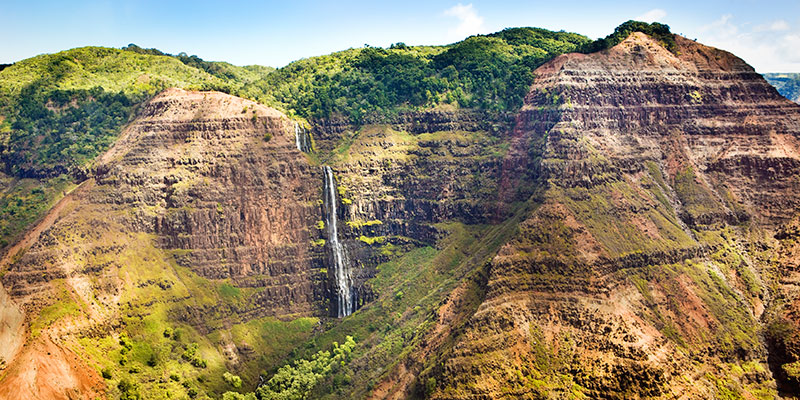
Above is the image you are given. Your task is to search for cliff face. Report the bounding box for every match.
[426,33,800,398]
[3,88,325,313]
[2,32,800,400]
[0,89,328,398]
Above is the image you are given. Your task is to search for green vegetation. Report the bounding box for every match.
[293,217,520,399]
[3,87,133,176]
[30,284,81,338]
[346,219,382,229]
[579,20,677,54]
[244,28,589,121]
[358,235,385,245]
[65,222,319,399]
[0,174,74,248]
[182,343,208,368]
[0,47,227,176]
[219,282,242,299]
[240,336,356,400]
[223,372,243,388]
[672,165,721,222]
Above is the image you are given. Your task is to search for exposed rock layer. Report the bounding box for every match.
[2,32,800,400]
[429,33,800,399]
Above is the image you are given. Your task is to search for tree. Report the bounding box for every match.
[223,372,243,388]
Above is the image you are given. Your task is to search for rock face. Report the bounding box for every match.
[2,32,800,400]
[0,89,331,396]
[427,33,800,398]
[3,88,326,317]
[94,89,325,304]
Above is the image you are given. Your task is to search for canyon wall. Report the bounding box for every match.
[426,32,800,398]
[2,32,800,400]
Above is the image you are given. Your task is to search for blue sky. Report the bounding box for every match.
[2,0,799,72]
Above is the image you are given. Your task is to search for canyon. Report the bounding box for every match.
[0,27,799,400]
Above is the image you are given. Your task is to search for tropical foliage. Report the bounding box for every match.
[580,20,676,54]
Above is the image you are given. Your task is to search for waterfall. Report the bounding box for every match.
[322,166,354,317]
[295,123,311,153]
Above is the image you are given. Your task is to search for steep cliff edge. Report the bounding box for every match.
[2,29,800,400]
[0,89,326,398]
[423,33,800,399]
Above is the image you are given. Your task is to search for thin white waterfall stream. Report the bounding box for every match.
[323,166,354,317]
[295,123,310,153]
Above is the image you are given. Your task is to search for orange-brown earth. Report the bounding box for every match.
[422,32,800,399]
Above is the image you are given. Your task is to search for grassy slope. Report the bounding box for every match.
[0,26,611,400]
[25,201,319,399]
[0,46,223,96]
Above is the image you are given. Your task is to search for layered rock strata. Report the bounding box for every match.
[428,33,800,398]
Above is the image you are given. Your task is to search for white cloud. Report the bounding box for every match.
[444,3,487,39]
[754,19,790,32]
[635,9,667,23]
[693,14,800,72]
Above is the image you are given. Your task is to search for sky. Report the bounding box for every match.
[1,0,799,72]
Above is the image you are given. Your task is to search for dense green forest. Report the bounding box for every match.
[246,27,589,120]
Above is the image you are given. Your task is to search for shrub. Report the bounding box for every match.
[119,334,133,351]
[182,343,208,368]
[425,377,437,396]
[117,379,139,400]
[223,372,243,388]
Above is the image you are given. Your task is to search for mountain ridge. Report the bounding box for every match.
[1,23,800,399]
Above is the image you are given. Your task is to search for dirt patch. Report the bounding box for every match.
[0,336,105,400]
[0,284,23,369]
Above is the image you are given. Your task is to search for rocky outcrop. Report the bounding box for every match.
[0,90,335,368]
[3,31,800,400]
[428,33,800,399]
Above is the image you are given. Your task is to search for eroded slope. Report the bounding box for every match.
[0,89,324,399]
[426,32,800,399]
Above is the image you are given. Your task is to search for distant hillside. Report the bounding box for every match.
[764,73,800,103]
[248,27,590,121]
[2,22,800,400]
[0,28,589,249]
